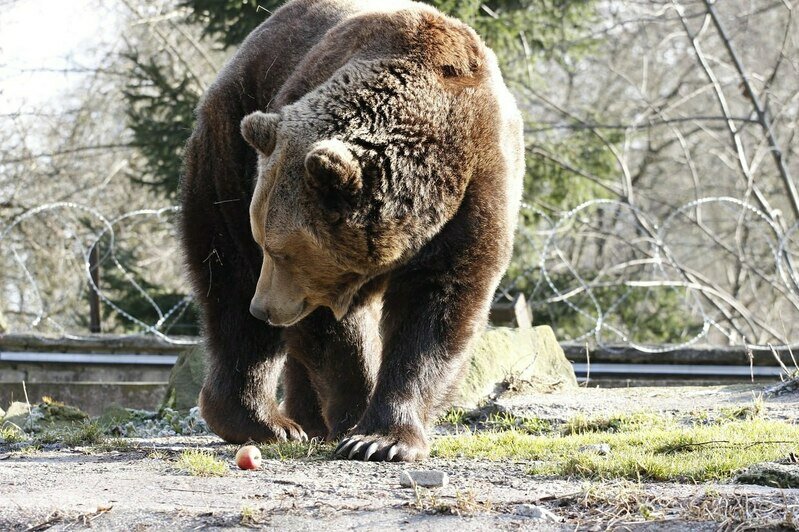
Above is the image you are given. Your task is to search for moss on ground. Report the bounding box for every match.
[432,413,799,482]
[0,425,26,444]
[34,421,105,446]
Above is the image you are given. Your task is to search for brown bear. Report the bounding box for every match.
[180,0,523,461]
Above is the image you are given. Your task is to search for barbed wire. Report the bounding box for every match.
[504,196,799,351]
[0,202,195,345]
[2,195,799,351]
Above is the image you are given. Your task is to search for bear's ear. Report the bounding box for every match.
[304,139,362,219]
[418,12,484,89]
[241,112,280,155]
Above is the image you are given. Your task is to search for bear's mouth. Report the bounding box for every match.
[267,300,311,328]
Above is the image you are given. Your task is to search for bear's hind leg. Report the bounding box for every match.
[197,297,308,444]
[283,294,382,441]
[281,357,328,440]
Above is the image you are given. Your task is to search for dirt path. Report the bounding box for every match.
[3,442,793,531]
[0,445,569,531]
[1,384,797,531]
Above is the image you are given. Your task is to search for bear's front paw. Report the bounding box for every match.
[334,425,429,462]
[203,409,308,444]
[267,414,309,443]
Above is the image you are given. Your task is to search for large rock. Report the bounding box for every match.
[2,401,31,429]
[457,326,577,406]
[97,404,136,428]
[162,346,206,412]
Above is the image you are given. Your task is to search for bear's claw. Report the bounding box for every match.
[277,422,308,442]
[361,441,379,461]
[264,414,308,443]
[334,431,427,462]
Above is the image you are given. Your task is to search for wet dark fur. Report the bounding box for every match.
[180,0,523,460]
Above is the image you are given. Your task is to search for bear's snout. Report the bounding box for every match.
[249,302,270,323]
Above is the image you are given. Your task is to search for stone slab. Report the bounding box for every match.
[399,470,449,488]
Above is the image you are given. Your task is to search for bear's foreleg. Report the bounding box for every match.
[335,264,493,462]
[181,97,310,444]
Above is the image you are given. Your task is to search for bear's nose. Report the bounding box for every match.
[249,303,270,323]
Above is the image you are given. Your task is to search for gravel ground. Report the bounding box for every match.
[1,383,797,531]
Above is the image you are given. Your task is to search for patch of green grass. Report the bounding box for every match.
[258,439,333,460]
[432,417,799,482]
[718,394,764,422]
[438,407,467,426]
[561,412,666,435]
[0,425,27,444]
[686,410,712,425]
[36,422,105,447]
[176,449,228,477]
[485,412,553,435]
[437,406,553,435]
[93,438,141,453]
[485,412,518,431]
[18,444,41,454]
[147,449,168,460]
[34,430,60,445]
[64,422,105,446]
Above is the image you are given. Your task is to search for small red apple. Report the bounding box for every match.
[235,445,262,470]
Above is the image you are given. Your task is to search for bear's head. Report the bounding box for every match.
[243,8,496,326]
[243,110,370,326]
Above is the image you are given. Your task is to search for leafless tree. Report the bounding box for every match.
[504,0,799,348]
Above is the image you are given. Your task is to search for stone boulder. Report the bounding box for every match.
[162,346,206,412]
[457,325,577,406]
[736,462,799,489]
[2,399,88,432]
[2,401,31,430]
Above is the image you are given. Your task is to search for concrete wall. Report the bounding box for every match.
[0,334,187,415]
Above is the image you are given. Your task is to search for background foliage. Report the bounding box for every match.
[3,0,798,349]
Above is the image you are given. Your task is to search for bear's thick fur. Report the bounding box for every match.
[180,0,523,461]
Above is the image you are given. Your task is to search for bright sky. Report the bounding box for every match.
[0,0,121,113]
